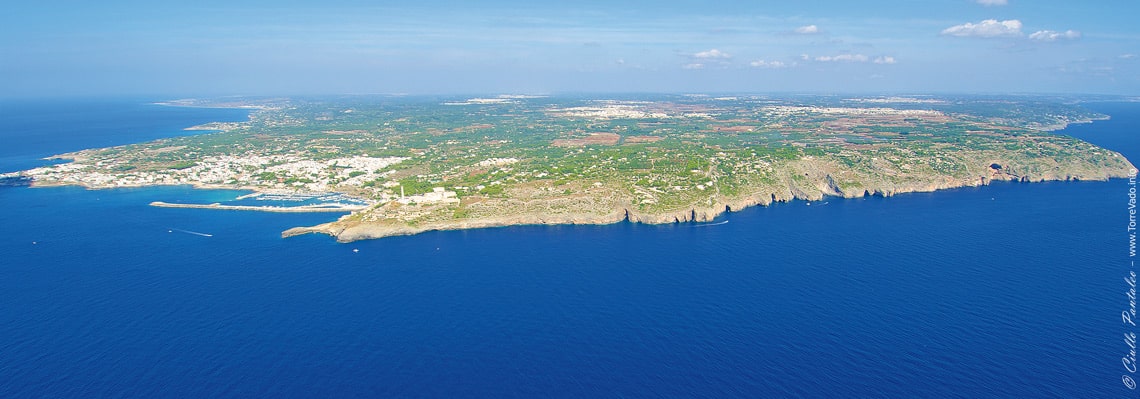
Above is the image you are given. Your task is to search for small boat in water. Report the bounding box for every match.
[170,228,213,237]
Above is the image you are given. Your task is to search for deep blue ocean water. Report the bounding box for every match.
[1,100,1138,398]
[0,99,250,173]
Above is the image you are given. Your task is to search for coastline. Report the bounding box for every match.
[152,100,272,110]
[17,149,1132,243]
[29,179,266,194]
[284,167,1133,243]
[1034,115,1109,131]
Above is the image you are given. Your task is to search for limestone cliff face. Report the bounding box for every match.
[285,208,630,242]
[285,151,1136,243]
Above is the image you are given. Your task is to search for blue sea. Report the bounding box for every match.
[1,99,1138,398]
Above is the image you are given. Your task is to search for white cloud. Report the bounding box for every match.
[616,58,625,65]
[794,25,819,34]
[815,54,869,62]
[975,0,1008,6]
[806,54,894,64]
[693,49,731,59]
[1121,54,1138,60]
[682,63,705,70]
[941,19,1023,38]
[749,60,789,68]
[1028,30,1081,41]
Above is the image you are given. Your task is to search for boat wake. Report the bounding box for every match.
[169,228,213,237]
[693,220,729,227]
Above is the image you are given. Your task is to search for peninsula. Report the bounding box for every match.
[6,95,1133,242]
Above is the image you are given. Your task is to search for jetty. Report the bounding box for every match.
[150,201,366,213]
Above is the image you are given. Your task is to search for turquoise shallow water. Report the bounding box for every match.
[0,100,1137,398]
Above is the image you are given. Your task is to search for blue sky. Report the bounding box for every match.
[2,0,1138,97]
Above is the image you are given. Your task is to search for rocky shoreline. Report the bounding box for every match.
[13,149,1132,243]
[284,165,1134,243]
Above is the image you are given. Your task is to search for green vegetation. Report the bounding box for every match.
[21,94,1131,235]
[397,178,435,195]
